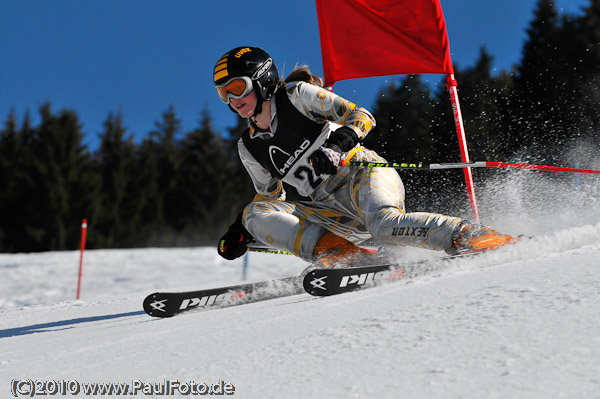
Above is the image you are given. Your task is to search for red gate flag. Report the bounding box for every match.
[316,0,454,87]
[316,0,481,222]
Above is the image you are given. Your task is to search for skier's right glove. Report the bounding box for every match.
[217,212,255,260]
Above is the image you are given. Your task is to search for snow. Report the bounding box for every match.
[1,173,600,398]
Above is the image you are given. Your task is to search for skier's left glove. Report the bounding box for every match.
[308,144,342,176]
[308,126,360,176]
[217,212,255,260]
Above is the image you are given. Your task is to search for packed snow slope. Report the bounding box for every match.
[1,172,600,398]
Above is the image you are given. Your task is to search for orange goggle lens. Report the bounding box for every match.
[215,77,253,104]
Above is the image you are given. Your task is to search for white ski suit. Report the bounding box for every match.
[239,81,463,262]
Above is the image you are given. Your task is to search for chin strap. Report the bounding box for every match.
[252,95,264,118]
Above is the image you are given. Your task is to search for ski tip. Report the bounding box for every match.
[143,292,177,318]
[302,269,323,296]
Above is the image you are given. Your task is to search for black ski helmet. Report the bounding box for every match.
[213,47,280,114]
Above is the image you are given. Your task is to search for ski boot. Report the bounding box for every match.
[312,232,377,269]
[450,222,520,255]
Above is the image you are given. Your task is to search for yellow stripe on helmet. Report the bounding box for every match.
[214,70,229,81]
[213,54,229,82]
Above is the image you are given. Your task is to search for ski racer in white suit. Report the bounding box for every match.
[214,46,518,267]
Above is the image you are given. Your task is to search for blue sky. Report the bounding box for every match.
[0,0,589,150]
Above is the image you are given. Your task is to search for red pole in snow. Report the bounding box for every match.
[76,219,87,300]
[446,74,480,223]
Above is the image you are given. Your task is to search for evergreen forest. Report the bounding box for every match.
[1,0,599,252]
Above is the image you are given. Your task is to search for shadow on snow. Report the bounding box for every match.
[0,311,145,338]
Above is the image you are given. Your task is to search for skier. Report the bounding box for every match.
[214,46,518,267]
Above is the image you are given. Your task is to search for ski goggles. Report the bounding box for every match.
[215,76,253,104]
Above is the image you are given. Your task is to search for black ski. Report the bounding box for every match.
[302,254,470,297]
[145,251,484,316]
[303,264,406,296]
[143,275,304,317]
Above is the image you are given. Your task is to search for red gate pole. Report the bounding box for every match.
[76,219,88,300]
[446,74,480,223]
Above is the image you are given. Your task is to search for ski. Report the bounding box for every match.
[143,275,304,317]
[303,263,407,296]
[144,251,486,316]
[302,254,469,297]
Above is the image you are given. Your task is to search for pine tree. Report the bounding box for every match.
[368,75,469,214]
[95,112,137,248]
[368,75,437,160]
[2,113,36,251]
[0,112,20,250]
[510,0,566,162]
[172,110,247,244]
[222,115,257,209]
[134,106,183,246]
[11,104,100,251]
[567,0,600,161]
[504,0,600,166]
[442,47,513,161]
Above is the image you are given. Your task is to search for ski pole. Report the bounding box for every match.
[247,245,378,256]
[247,246,294,255]
[340,160,600,175]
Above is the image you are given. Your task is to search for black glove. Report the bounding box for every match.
[217,212,255,260]
[308,144,342,176]
[308,126,359,176]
